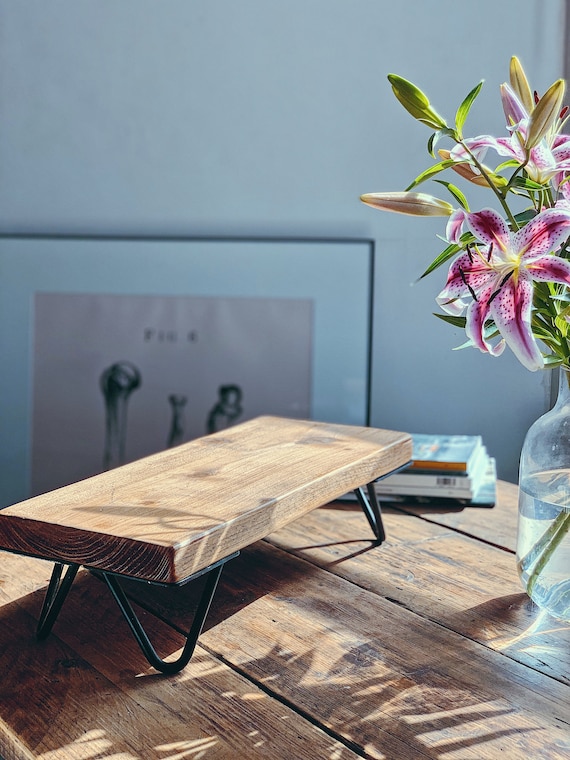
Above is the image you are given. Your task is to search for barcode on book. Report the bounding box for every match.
[436,477,460,486]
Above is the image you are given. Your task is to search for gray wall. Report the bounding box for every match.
[0,0,566,483]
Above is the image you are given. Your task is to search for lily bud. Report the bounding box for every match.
[525,79,566,149]
[360,191,454,216]
[387,74,448,130]
[438,150,508,189]
[509,56,534,114]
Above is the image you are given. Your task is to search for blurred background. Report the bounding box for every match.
[0,0,567,487]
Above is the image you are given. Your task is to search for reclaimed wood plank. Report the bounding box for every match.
[0,416,411,583]
[0,553,362,760]
[264,502,570,684]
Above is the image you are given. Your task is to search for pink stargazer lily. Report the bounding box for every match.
[437,207,570,370]
[450,83,570,186]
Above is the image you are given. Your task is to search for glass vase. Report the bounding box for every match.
[517,367,570,621]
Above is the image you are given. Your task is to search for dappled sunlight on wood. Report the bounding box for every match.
[0,557,348,758]
[212,634,548,759]
[38,729,136,759]
[443,593,570,684]
[154,736,220,759]
[1,477,568,758]
[490,605,570,656]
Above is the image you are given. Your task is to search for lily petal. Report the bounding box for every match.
[453,135,525,164]
[489,270,544,370]
[515,208,570,258]
[445,208,466,244]
[526,255,570,283]
[465,282,506,357]
[464,208,510,252]
[501,82,527,126]
[436,250,495,309]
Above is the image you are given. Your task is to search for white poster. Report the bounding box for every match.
[31,293,312,495]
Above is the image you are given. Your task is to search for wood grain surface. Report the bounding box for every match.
[0,416,412,583]
[1,480,569,759]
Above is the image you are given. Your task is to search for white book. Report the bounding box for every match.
[374,481,474,499]
[377,471,473,493]
[372,458,497,507]
[377,447,491,498]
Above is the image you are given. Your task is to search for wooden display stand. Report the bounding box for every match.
[0,415,411,674]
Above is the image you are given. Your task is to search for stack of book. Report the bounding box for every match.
[373,433,497,507]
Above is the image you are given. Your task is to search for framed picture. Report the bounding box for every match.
[0,234,374,507]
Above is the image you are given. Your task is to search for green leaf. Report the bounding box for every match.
[427,128,458,158]
[495,159,522,172]
[510,175,546,191]
[543,355,564,367]
[420,244,461,278]
[455,80,484,137]
[405,160,456,190]
[419,231,475,279]
[388,74,448,130]
[452,338,477,351]
[555,314,569,337]
[433,179,469,210]
[513,208,538,225]
[434,314,502,352]
[433,313,467,328]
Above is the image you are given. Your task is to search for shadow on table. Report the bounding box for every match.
[0,545,563,759]
[0,588,347,760]
[447,592,570,686]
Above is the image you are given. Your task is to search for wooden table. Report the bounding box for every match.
[0,480,568,759]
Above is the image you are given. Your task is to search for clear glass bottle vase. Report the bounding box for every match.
[517,367,570,621]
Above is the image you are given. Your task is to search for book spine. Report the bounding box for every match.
[408,460,469,472]
[379,472,472,491]
[374,483,474,498]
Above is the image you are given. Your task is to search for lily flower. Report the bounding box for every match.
[437,207,570,370]
[450,82,570,186]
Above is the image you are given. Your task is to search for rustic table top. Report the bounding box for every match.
[0,480,568,759]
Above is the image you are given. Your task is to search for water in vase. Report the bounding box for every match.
[517,469,570,621]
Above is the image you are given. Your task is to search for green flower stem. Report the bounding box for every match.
[558,234,570,260]
[504,160,529,198]
[518,508,570,597]
[460,142,520,229]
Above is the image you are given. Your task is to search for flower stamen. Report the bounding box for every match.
[459,266,479,301]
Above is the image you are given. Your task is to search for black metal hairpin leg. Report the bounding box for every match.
[102,553,237,675]
[36,562,80,640]
[354,482,386,544]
